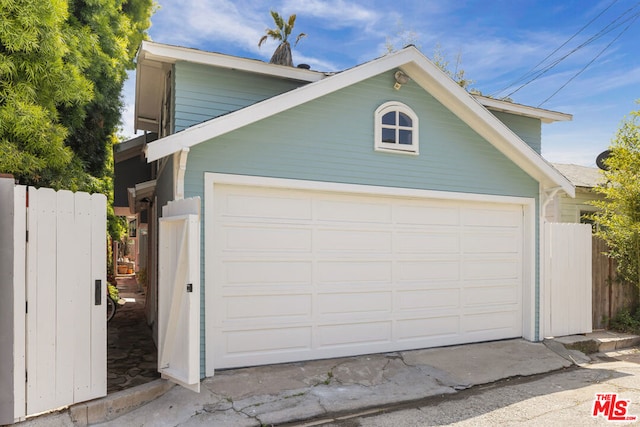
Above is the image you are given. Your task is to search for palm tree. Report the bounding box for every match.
[258,10,306,67]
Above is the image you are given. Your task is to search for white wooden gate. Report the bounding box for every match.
[543,222,593,337]
[1,180,106,423]
[158,197,200,392]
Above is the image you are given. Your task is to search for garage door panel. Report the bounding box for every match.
[395,205,460,226]
[396,232,459,254]
[223,226,312,252]
[316,229,392,253]
[317,322,392,348]
[224,294,312,321]
[462,259,520,280]
[397,260,460,281]
[318,292,391,318]
[224,327,312,355]
[462,207,521,227]
[462,230,521,254]
[397,289,460,311]
[397,316,460,340]
[224,260,312,286]
[224,192,312,220]
[317,261,392,284]
[462,310,520,334]
[210,182,526,369]
[462,285,519,306]
[316,199,392,223]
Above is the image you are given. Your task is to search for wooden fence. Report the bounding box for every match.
[592,236,639,329]
[0,178,107,424]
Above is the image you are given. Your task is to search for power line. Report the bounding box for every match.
[492,0,620,97]
[537,12,640,107]
[491,1,640,100]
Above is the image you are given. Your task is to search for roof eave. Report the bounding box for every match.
[145,45,574,197]
[139,40,325,83]
[473,95,573,123]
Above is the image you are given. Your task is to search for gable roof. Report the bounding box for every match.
[142,43,574,196]
[552,163,604,188]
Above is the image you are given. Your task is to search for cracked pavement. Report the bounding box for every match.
[88,339,571,426]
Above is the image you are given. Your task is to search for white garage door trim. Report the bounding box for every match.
[204,173,536,375]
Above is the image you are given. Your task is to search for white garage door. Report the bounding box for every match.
[208,179,525,369]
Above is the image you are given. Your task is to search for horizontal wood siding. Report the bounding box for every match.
[173,62,305,132]
[490,110,541,154]
[155,156,174,214]
[558,188,603,223]
[184,71,538,198]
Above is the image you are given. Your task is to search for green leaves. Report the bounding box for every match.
[591,106,640,287]
[258,10,305,66]
[0,0,153,239]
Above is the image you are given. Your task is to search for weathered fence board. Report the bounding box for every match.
[592,237,639,329]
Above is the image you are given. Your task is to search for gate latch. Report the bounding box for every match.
[186,283,193,293]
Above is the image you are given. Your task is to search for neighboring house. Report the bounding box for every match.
[119,41,576,383]
[546,163,604,224]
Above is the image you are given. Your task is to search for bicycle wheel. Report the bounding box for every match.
[106,295,117,322]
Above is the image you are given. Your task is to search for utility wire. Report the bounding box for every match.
[491,1,640,100]
[502,3,640,99]
[491,0,620,97]
[537,12,640,107]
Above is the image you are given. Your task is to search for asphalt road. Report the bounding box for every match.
[313,349,640,426]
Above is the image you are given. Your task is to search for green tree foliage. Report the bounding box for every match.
[0,0,154,240]
[63,0,154,178]
[0,0,93,188]
[258,10,306,67]
[590,107,640,288]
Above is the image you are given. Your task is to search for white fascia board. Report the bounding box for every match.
[474,95,573,123]
[139,40,324,83]
[145,45,574,197]
[401,59,575,197]
[145,48,419,161]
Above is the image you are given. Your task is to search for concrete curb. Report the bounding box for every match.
[550,331,640,355]
[68,379,174,426]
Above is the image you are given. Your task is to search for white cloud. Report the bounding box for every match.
[281,0,380,28]
[150,1,269,57]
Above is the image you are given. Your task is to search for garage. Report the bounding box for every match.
[205,174,534,370]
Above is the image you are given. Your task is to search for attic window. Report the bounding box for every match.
[374,101,419,154]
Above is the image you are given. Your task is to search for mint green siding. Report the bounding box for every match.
[173,70,542,376]
[173,61,306,132]
[490,110,542,154]
[184,72,539,198]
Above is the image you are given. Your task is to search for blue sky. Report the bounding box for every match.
[121,0,640,167]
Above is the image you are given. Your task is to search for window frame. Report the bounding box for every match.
[374,101,419,155]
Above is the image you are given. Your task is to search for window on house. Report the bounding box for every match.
[375,101,419,154]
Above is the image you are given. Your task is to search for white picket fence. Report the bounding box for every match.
[0,179,106,424]
[543,222,593,337]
